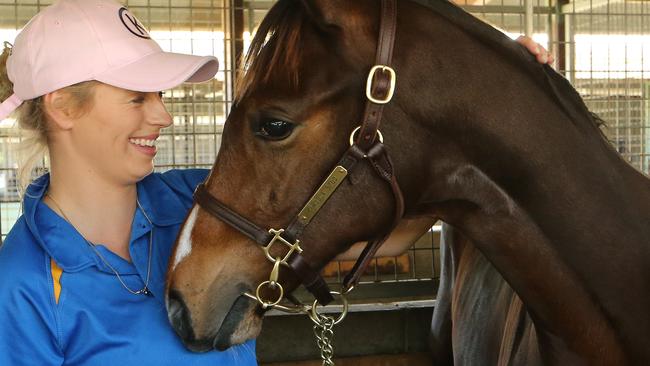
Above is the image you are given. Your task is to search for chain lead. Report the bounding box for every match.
[312,313,336,366]
[244,251,350,366]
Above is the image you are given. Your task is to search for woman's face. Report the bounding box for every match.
[69,83,172,184]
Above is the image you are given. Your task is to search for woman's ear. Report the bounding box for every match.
[43,91,75,130]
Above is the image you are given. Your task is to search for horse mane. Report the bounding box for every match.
[235,1,338,101]
[419,0,607,136]
[237,0,606,137]
[234,1,302,101]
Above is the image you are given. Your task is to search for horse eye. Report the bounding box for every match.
[256,119,295,140]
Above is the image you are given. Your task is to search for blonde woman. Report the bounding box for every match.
[0,0,256,364]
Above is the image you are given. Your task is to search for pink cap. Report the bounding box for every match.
[0,0,219,120]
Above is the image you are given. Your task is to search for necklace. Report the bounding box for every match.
[46,193,154,296]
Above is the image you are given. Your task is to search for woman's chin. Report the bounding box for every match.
[125,163,155,183]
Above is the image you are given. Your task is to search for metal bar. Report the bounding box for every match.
[232,0,245,97]
[459,5,553,14]
[266,299,437,317]
[562,0,619,14]
[525,0,534,37]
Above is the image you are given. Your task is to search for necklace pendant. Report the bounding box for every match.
[138,287,152,296]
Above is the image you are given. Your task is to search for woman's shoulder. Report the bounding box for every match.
[0,219,64,363]
[0,216,55,310]
[0,216,47,274]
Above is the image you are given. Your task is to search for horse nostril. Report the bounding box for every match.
[167,289,194,342]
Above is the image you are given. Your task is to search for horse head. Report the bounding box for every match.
[165,1,649,363]
[165,0,416,352]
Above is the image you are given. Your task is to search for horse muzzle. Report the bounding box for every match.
[167,288,260,352]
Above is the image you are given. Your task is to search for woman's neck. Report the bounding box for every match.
[44,161,138,261]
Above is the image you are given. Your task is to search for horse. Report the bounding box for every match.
[164,0,650,364]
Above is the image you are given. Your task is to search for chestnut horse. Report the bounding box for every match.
[165,0,650,364]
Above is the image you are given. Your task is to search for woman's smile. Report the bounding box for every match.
[129,134,159,157]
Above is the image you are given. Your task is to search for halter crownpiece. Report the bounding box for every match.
[193,0,402,308]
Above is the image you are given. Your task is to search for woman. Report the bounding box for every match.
[0,0,552,365]
[0,0,255,364]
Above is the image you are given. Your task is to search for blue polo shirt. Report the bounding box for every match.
[0,170,257,365]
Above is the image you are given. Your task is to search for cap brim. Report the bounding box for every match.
[95,51,219,92]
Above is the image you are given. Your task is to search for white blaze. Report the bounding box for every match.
[171,205,199,271]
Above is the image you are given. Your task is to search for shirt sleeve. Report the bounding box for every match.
[0,241,64,365]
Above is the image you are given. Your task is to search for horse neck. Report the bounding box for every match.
[394,5,650,362]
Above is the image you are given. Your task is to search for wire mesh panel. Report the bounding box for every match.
[0,1,52,242]
[561,0,650,174]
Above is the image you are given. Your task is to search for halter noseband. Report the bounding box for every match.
[193,0,402,308]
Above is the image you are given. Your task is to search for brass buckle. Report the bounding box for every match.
[365,65,396,104]
[262,228,303,265]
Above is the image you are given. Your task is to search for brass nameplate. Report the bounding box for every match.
[297,166,348,225]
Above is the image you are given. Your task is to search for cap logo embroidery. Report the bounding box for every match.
[118,7,150,39]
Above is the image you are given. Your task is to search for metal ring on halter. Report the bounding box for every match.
[349,126,384,146]
[308,291,349,325]
[255,280,284,309]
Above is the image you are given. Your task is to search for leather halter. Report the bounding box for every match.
[193,0,403,306]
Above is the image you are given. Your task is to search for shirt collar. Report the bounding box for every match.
[136,172,189,226]
[22,173,189,271]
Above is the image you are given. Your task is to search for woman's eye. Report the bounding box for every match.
[256,119,295,140]
[131,96,145,104]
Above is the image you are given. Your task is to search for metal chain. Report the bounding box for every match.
[243,233,350,366]
[312,313,336,366]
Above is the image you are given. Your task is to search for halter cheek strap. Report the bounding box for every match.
[357,0,397,150]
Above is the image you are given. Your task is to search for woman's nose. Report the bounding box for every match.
[147,95,173,127]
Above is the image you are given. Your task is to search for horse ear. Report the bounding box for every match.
[298,0,355,32]
[297,0,376,64]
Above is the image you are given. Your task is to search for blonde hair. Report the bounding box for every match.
[0,43,98,194]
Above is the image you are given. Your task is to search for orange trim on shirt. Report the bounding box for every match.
[51,258,62,304]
